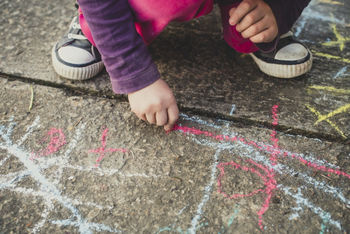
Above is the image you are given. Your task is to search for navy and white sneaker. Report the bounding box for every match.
[250,31,312,78]
[52,16,104,80]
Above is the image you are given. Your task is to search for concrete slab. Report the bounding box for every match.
[1,0,350,140]
[1,79,349,233]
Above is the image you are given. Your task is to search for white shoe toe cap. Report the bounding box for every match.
[58,46,95,65]
[275,43,309,61]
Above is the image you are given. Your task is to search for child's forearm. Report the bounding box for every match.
[78,0,160,94]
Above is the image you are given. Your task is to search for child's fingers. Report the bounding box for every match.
[240,18,267,39]
[236,8,264,32]
[156,110,168,126]
[140,114,147,122]
[146,113,156,124]
[229,7,236,17]
[249,27,277,43]
[164,105,179,131]
[229,0,257,26]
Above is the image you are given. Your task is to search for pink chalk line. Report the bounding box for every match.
[216,105,279,230]
[171,124,350,180]
[88,128,128,167]
[30,128,66,160]
[256,104,279,229]
[217,158,277,230]
[217,160,269,199]
[172,105,350,229]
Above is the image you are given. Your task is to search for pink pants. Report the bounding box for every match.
[79,0,259,54]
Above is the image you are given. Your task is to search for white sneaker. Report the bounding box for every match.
[52,16,104,80]
[250,31,312,78]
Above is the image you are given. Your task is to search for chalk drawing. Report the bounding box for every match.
[218,205,240,234]
[177,204,189,216]
[215,144,344,229]
[322,24,350,51]
[30,128,66,160]
[157,222,208,234]
[2,105,350,232]
[173,125,350,180]
[88,128,128,167]
[0,117,163,233]
[217,159,276,229]
[189,149,221,234]
[0,119,121,233]
[318,0,344,5]
[229,104,236,116]
[181,134,347,231]
[313,51,350,64]
[314,104,350,125]
[306,85,350,140]
[17,116,40,146]
[156,204,208,234]
[0,154,11,168]
[308,85,350,95]
[216,105,279,229]
[169,106,350,231]
[306,103,349,139]
[334,66,348,79]
[281,186,341,230]
[295,0,348,37]
[319,212,330,234]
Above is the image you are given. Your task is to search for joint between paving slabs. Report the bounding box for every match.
[1,73,348,145]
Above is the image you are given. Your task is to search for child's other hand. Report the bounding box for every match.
[229,0,278,43]
[128,79,179,131]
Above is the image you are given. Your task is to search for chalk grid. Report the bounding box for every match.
[1,109,348,233]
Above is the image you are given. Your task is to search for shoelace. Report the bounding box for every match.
[67,21,87,40]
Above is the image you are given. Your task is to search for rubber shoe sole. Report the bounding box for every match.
[249,47,313,78]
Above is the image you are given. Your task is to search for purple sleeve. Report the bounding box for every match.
[255,0,311,52]
[77,0,160,94]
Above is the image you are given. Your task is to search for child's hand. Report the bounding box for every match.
[229,0,278,43]
[128,79,179,131]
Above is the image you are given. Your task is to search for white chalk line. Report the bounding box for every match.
[0,154,11,168]
[50,219,121,233]
[0,117,14,144]
[281,186,341,230]
[188,149,221,234]
[179,114,341,169]
[17,116,40,146]
[192,135,350,205]
[180,113,221,129]
[32,122,161,180]
[177,204,189,216]
[0,117,41,186]
[0,170,30,189]
[334,66,348,79]
[33,198,54,233]
[295,0,348,37]
[177,114,350,207]
[0,119,121,233]
[187,135,345,230]
[0,117,40,167]
[229,105,236,116]
[51,122,86,185]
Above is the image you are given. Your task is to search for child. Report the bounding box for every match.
[52,0,312,131]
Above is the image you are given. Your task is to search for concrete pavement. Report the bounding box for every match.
[0,0,350,233]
